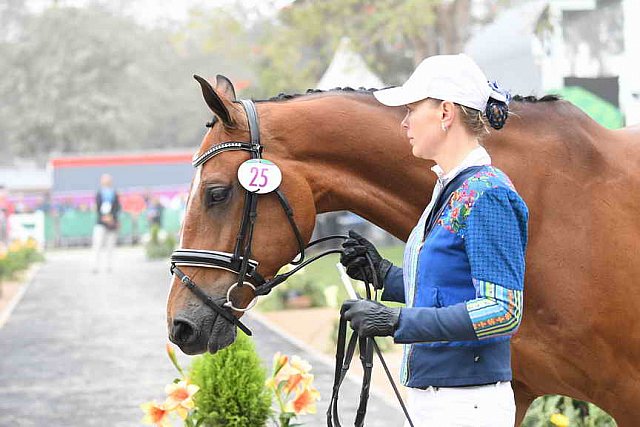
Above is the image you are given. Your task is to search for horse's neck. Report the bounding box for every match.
[262,95,434,241]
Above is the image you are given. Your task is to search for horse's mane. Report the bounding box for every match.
[255,87,379,102]
[254,87,561,103]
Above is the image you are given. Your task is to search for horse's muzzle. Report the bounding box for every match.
[170,316,205,355]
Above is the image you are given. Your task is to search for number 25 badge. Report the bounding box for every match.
[237,159,283,194]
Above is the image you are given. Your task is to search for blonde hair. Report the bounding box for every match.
[457,104,490,140]
[426,98,507,141]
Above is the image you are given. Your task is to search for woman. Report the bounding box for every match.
[340,54,529,427]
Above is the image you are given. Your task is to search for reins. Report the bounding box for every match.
[327,253,415,427]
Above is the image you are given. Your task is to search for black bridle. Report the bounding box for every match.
[170,98,414,427]
[170,99,345,336]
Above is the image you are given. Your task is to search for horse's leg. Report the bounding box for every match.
[513,380,537,426]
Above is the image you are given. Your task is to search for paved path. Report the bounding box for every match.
[0,247,403,426]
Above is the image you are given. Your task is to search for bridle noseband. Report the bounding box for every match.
[170,99,343,336]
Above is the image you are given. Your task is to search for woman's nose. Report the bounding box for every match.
[400,114,409,130]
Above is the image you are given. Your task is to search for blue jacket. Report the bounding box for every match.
[381,165,529,388]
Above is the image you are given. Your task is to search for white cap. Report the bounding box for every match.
[373,53,507,111]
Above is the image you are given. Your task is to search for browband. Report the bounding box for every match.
[192,142,258,168]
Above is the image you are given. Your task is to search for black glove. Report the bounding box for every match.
[341,299,401,337]
[339,230,392,289]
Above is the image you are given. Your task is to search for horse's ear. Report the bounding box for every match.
[216,75,237,101]
[193,74,233,126]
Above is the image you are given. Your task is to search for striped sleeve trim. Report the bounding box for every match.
[466,278,523,339]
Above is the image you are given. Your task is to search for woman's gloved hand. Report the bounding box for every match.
[341,299,400,337]
[340,230,392,289]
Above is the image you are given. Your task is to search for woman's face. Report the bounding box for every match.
[400,99,445,160]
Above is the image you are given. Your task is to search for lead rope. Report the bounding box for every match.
[327,252,414,427]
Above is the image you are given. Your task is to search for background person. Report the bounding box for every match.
[340,54,529,427]
[92,173,120,273]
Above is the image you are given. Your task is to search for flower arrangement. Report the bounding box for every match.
[140,344,200,427]
[141,342,320,427]
[265,352,321,427]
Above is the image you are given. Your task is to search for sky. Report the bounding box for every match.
[26,0,294,27]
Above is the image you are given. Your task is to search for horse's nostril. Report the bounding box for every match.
[172,318,198,345]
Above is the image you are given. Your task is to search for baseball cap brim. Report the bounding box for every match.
[373,85,430,107]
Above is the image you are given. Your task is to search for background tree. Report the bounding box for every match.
[253,0,511,95]
[0,5,208,161]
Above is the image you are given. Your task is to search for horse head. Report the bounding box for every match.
[166,75,317,354]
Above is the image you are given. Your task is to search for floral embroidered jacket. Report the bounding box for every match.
[381,146,529,388]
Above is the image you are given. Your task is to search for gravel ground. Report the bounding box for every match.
[0,247,404,427]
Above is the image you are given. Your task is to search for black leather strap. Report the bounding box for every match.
[171,265,252,336]
[240,100,261,146]
[192,142,255,168]
[327,259,414,427]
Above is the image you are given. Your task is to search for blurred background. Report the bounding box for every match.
[0,0,637,249]
[0,1,635,425]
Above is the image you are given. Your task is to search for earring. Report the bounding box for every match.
[441,121,447,132]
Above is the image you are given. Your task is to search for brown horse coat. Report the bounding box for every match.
[168,83,640,425]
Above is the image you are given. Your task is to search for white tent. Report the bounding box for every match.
[464,1,550,97]
[317,37,385,90]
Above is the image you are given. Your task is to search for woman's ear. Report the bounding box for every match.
[441,100,456,128]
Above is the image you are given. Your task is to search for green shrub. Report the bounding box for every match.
[0,241,44,281]
[522,395,617,426]
[145,224,176,259]
[189,332,272,427]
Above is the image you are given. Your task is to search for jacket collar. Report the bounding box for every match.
[430,145,491,185]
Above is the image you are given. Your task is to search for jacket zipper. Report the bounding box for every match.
[405,178,445,384]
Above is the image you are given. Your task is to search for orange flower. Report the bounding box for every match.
[273,351,289,374]
[285,385,320,415]
[266,355,305,390]
[289,355,311,374]
[165,343,184,377]
[164,380,199,419]
[283,373,303,394]
[140,401,172,427]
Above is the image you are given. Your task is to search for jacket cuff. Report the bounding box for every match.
[394,303,478,343]
[381,265,405,303]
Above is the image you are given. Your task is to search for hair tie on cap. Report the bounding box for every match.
[485,81,511,130]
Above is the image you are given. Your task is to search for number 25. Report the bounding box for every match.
[249,167,269,187]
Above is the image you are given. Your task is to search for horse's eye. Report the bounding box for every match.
[206,187,230,206]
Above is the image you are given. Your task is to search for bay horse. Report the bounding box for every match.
[166,75,640,425]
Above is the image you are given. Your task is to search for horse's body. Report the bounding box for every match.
[168,82,640,425]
